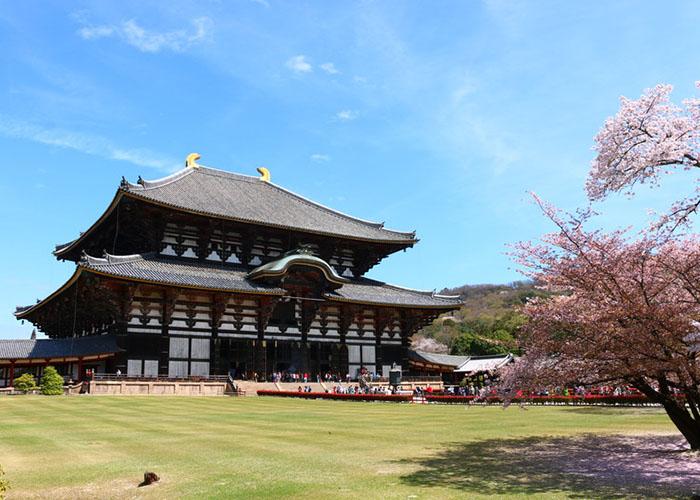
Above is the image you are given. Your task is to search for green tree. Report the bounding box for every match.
[450,331,511,356]
[13,373,36,393]
[40,366,64,395]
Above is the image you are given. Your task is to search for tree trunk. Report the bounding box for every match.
[636,381,700,450]
[661,400,700,450]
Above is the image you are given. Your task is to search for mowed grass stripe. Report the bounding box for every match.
[0,396,678,499]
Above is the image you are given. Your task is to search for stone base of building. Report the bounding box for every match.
[88,379,227,396]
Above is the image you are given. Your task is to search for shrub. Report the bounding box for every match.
[40,367,64,396]
[13,373,37,393]
[0,464,8,499]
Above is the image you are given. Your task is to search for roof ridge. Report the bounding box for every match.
[264,180,417,236]
[197,165,260,181]
[81,252,145,267]
[382,283,437,296]
[129,164,416,238]
[124,167,195,191]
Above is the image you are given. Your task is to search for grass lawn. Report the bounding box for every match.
[0,396,696,499]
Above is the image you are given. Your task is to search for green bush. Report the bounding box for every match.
[0,464,8,499]
[40,366,64,396]
[13,373,37,393]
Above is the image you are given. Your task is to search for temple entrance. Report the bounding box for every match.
[213,338,253,378]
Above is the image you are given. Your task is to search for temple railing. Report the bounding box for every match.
[92,373,229,382]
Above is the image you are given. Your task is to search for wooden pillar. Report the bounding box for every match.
[373,309,392,378]
[400,334,410,374]
[77,357,84,382]
[161,288,178,377]
[254,341,266,381]
[211,294,226,376]
[339,305,355,378]
[255,296,278,381]
[298,342,309,375]
[399,310,420,374]
[339,343,348,378]
[9,361,15,387]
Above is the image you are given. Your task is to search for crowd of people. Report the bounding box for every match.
[438,383,647,398]
[271,369,385,384]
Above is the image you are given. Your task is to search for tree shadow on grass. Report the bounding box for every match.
[398,434,700,499]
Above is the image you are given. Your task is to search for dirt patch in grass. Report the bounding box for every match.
[399,433,700,499]
[14,477,155,500]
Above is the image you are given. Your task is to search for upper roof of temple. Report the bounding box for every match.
[55,159,417,260]
[123,164,416,242]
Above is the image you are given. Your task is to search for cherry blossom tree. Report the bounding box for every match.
[505,198,700,449]
[505,81,700,450]
[587,82,700,230]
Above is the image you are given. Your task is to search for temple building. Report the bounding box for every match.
[6,154,460,385]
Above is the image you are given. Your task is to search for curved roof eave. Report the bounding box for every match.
[247,255,349,286]
[322,294,462,310]
[53,189,125,259]
[17,257,287,320]
[15,267,84,319]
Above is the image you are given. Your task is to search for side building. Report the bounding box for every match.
[5,156,460,385]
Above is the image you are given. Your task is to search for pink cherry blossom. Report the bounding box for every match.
[506,195,700,449]
[587,83,700,230]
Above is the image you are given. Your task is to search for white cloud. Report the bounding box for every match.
[320,62,339,75]
[335,109,358,122]
[286,55,312,74]
[310,153,330,162]
[0,116,179,172]
[77,17,212,53]
[78,25,115,40]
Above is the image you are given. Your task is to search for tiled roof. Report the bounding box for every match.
[0,335,120,360]
[81,253,285,295]
[410,350,470,367]
[84,253,459,308]
[327,280,462,309]
[18,253,460,321]
[247,249,347,288]
[410,351,515,372]
[123,166,417,244]
[454,353,515,373]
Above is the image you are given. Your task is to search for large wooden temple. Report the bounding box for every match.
[11,155,460,382]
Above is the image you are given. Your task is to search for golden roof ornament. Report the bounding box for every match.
[257,166,270,182]
[186,153,201,169]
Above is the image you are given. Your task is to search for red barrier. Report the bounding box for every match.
[257,390,412,402]
[424,394,662,405]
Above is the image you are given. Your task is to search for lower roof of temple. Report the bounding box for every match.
[15,252,462,321]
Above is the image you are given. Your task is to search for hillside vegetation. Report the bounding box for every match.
[415,281,547,356]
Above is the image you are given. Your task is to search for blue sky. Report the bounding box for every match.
[1,1,700,339]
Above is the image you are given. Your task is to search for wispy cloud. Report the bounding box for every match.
[335,109,358,122]
[250,0,270,7]
[78,25,115,39]
[0,117,179,172]
[286,55,312,74]
[320,62,339,75]
[310,153,330,162]
[77,17,212,53]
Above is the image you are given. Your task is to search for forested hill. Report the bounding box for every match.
[413,281,547,356]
